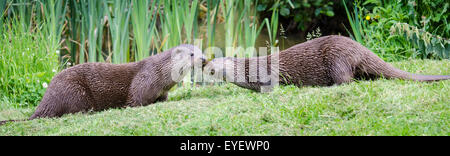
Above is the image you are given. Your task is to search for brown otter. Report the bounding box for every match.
[204,35,450,92]
[0,44,206,125]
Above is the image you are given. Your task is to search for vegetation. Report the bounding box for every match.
[0,20,59,107]
[257,0,336,31]
[344,0,449,61]
[0,0,448,135]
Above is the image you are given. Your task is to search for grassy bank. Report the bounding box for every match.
[0,59,448,136]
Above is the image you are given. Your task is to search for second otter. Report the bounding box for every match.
[204,35,450,92]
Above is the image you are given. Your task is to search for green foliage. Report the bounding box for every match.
[40,0,67,61]
[343,0,367,44]
[106,0,132,64]
[257,0,336,30]
[205,0,220,56]
[131,0,159,61]
[85,0,106,63]
[0,20,59,107]
[159,0,183,51]
[344,0,449,61]
[0,0,7,34]
[263,1,279,48]
[1,0,448,111]
[13,0,34,32]
[239,0,265,57]
[202,0,220,60]
[221,0,239,56]
[390,23,450,59]
[222,0,265,57]
[408,0,449,38]
[306,27,323,41]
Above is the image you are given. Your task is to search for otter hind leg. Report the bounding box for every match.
[329,60,354,85]
[29,97,64,120]
[354,68,379,81]
[30,83,93,120]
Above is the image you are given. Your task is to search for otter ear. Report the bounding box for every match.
[172,48,186,61]
[174,48,184,55]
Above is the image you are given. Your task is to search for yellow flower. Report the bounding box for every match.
[365,15,371,21]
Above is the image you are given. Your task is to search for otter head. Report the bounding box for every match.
[171,45,207,82]
[203,57,237,82]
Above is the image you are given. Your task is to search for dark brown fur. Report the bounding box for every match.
[205,35,450,92]
[1,44,205,125]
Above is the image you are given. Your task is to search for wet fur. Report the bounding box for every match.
[1,44,205,125]
[206,35,450,92]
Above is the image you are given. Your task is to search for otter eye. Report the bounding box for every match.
[210,69,215,75]
[190,53,194,57]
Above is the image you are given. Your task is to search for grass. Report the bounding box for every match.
[0,20,59,107]
[0,59,449,136]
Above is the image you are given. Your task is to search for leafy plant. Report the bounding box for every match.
[0,20,59,107]
[390,23,449,59]
[343,0,367,44]
[411,0,449,38]
[351,0,449,60]
[306,27,323,41]
[40,0,67,62]
[257,0,336,31]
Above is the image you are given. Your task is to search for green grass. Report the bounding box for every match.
[0,59,449,136]
[0,20,59,107]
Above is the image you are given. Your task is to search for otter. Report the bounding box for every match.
[0,44,206,125]
[204,35,450,92]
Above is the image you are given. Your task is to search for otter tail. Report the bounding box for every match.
[0,119,28,126]
[406,74,450,81]
[1,110,48,126]
[359,52,450,81]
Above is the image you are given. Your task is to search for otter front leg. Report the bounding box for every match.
[127,72,163,107]
[127,87,162,107]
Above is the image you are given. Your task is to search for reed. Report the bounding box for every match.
[159,0,183,51]
[13,0,33,32]
[0,20,59,106]
[105,0,131,64]
[131,0,159,61]
[343,0,367,44]
[67,0,81,64]
[179,0,200,86]
[205,0,220,59]
[265,1,279,48]
[0,0,8,34]
[39,0,67,60]
[180,0,199,44]
[221,0,238,57]
[82,0,106,63]
[240,0,264,57]
[1,0,272,65]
